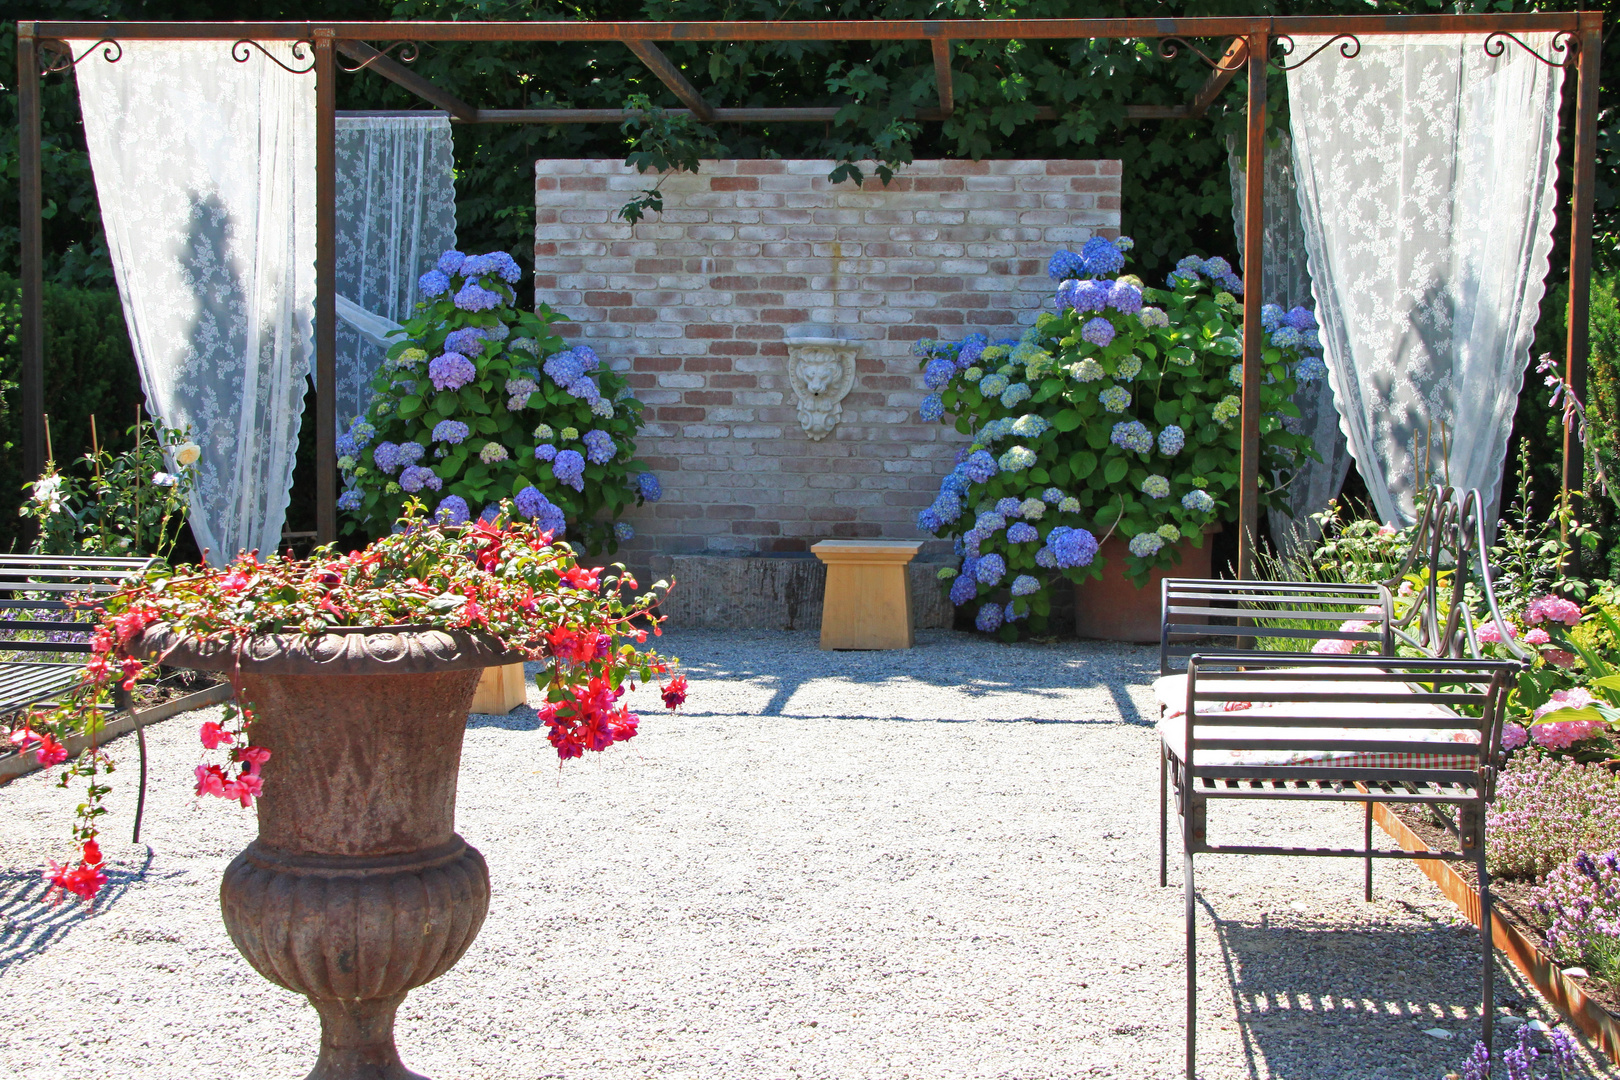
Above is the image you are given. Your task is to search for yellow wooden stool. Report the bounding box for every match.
[471,662,528,714]
[811,540,923,650]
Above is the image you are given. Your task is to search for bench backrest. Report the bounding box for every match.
[0,554,156,657]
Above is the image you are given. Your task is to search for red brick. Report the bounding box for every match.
[710,342,760,357]
[585,291,633,307]
[685,391,734,406]
[607,307,657,323]
[706,504,756,519]
[733,520,781,535]
[636,357,682,372]
[685,324,734,339]
[710,177,759,191]
[653,406,705,422]
[558,176,608,191]
[710,373,758,389]
[685,356,734,372]
[736,160,788,175]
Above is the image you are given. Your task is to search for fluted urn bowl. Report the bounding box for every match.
[132,624,517,1080]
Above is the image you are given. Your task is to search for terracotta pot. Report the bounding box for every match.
[1073,533,1215,644]
[133,625,514,1080]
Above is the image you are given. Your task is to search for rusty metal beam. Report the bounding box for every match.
[1562,25,1603,551]
[1186,37,1248,119]
[624,39,715,121]
[335,39,477,121]
[17,24,44,482]
[31,14,1596,44]
[1237,29,1268,581]
[932,37,954,114]
[315,30,338,546]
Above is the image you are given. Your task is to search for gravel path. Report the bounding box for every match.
[0,628,1614,1079]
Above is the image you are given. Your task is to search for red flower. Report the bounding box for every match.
[199,721,234,749]
[45,859,107,902]
[120,656,143,691]
[661,675,688,710]
[220,570,252,594]
[223,771,263,808]
[81,838,103,867]
[238,746,271,774]
[34,733,68,767]
[8,724,40,748]
[194,764,227,798]
[561,566,601,592]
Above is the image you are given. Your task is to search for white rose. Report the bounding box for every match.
[151,471,178,487]
[174,442,201,467]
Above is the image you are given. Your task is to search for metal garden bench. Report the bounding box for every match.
[1155,487,1527,1078]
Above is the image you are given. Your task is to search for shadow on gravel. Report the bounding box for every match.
[0,847,153,974]
[1205,903,1494,1079]
[467,705,540,731]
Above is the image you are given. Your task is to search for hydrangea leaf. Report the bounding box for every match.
[1103,457,1128,484]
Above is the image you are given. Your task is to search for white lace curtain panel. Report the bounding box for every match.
[1287,33,1565,526]
[73,39,315,565]
[1228,132,1355,560]
[332,115,458,427]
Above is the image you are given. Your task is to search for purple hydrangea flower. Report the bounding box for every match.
[1048,250,1086,281]
[964,450,998,484]
[582,429,617,465]
[1107,281,1143,314]
[397,441,425,467]
[975,603,1004,633]
[399,465,442,493]
[534,443,558,462]
[490,251,522,284]
[1055,280,1080,312]
[437,250,466,275]
[1049,526,1099,568]
[337,489,362,511]
[429,351,477,392]
[551,448,586,491]
[1035,546,1058,568]
[924,357,955,390]
[567,378,602,405]
[435,494,470,526]
[1081,236,1126,276]
[538,502,567,537]
[1284,305,1318,331]
[514,485,547,519]
[956,334,987,370]
[418,270,450,298]
[443,327,487,355]
[453,282,502,312]
[432,419,470,444]
[372,441,401,474]
[1008,522,1039,544]
[949,572,977,607]
[975,553,1006,586]
[1010,574,1039,597]
[637,473,662,502]
[544,349,585,387]
[480,503,501,524]
[1072,280,1109,313]
[916,507,943,532]
[920,394,945,422]
[1082,317,1116,347]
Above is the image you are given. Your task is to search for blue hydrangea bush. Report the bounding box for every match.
[336,250,660,551]
[916,237,1323,637]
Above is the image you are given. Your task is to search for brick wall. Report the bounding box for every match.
[533,158,1122,558]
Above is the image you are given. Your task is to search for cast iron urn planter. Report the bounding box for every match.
[134,624,515,1080]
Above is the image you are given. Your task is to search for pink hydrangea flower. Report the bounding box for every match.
[1502,723,1529,750]
[1534,719,1608,750]
[1524,628,1551,645]
[1477,621,1517,644]
[1535,687,1596,720]
[1312,621,1370,655]
[1526,595,1583,626]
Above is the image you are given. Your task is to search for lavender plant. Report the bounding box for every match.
[1452,1025,1586,1079]
[1488,752,1620,879]
[1534,849,1620,984]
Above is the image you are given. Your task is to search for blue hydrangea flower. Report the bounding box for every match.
[614,521,635,542]
[1302,329,1322,351]
[975,553,1007,586]
[949,572,978,606]
[638,473,663,502]
[1159,425,1186,455]
[981,418,1014,443]
[1139,307,1169,329]
[1042,487,1065,503]
[917,507,943,532]
[1072,358,1105,382]
[1049,526,1099,568]
[1000,383,1032,409]
[924,357,955,390]
[582,428,617,465]
[998,446,1036,472]
[1058,496,1081,513]
[435,494,470,526]
[976,511,1008,534]
[534,443,558,462]
[443,327,486,355]
[980,373,1010,397]
[429,352,477,392]
[543,349,585,386]
[1035,546,1058,568]
[1008,522,1039,544]
[1004,601,1026,623]
[1011,415,1049,441]
[566,378,602,405]
[1202,256,1233,278]
[431,419,470,444]
[1111,420,1153,454]
[1283,305,1318,331]
[1260,304,1285,331]
[941,470,970,500]
[488,251,522,284]
[515,485,547,519]
[399,465,441,493]
[372,441,401,474]
[335,432,358,459]
[931,493,963,524]
[1082,317,1116,347]
[1141,474,1171,499]
[956,334,987,369]
[1114,235,1135,251]
[1182,489,1215,514]
[349,419,376,449]
[1116,355,1143,381]
[453,282,502,312]
[479,503,502,524]
[995,497,1021,516]
[975,602,1004,632]
[1271,326,1303,349]
[1296,355,1328,382]
[552,449,586,491]
[337,488,362,511]
[1066,280,1105,314]
[1128,532,1165,558]
[1099,385,1131,413]
[1010,574,1040,597]
[1218,272,1244,295]
[1213,395,1241,425]
[1081,236,1126,276]
[1229,364,1244,385]
[1018,498,1045,520]
[418,270,450,298]
[1054,279,1080,312]
[919,394,945,422]
[437,250,466,275]
[1048,250,1086,281]
[1108,281,1143,315]
[574,344,603,372]
[964,450,998,484]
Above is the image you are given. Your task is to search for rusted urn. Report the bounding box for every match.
[1073,531,1216,644]
[133,625,516,1080]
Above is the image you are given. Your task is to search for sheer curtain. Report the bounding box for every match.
[1287,34,1564,526]
[73,39,314,564]
[333,115,457,427]
[1228,132,1354,559]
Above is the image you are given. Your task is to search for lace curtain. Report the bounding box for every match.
[1286,33,1564,526]
[333,115,457,427]
[73,40,314,564]
[1228,132,1355,559]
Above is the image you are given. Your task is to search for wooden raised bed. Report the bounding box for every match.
[1371,801,1620,1060]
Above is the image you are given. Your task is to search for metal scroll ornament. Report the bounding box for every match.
[786,337,858,441]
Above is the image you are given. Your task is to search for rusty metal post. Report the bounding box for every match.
[314,29,338,545]
[1561,22,1602,549]
[17,25,46,483]
[1236,29,1269,580]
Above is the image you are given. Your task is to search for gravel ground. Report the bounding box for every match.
[0,628,1614,1080]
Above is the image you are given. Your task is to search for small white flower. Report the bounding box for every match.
[174,442,202,467]
[151,471,178,487]
[32,474,62,506]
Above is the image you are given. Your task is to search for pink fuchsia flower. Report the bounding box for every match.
[33,733,68,767]
[1477,621,1517,644]
[239,746,271,774]
[1527,595,1583,626]
[1524,628,1552,645]
[199,721,234,749]
[1502,723,1529,750]
[194,764,227,798]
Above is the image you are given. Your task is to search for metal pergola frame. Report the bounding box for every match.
[15,14,1604,574]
